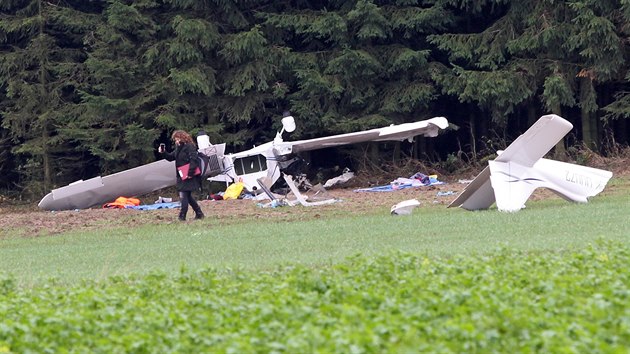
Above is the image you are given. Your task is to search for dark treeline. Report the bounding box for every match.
[2,0,630,199]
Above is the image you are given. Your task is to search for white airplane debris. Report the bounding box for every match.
[448,114,612,212]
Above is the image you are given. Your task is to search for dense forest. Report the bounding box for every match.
[2,0,630,200]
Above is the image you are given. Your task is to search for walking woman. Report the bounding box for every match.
[159,130,205,221]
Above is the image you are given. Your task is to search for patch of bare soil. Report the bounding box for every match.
[0,183,462,238]
[1,158,629,239]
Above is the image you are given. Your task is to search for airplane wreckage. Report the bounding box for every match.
[38,115,450,211]
[38,114,613,212]
[448,114,613,212]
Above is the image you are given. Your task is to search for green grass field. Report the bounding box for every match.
[1,185,629,352]
[1,193,629,285]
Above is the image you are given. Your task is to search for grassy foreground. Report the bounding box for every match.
[1,194,629,285]
[1,191,629,352]
[1,242,629,352]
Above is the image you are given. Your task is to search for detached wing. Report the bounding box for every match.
[285,117,448,154]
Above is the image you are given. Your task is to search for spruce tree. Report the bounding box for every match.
[77,0,164,172]
[0,0,99,196]
[599,0,630,146]
[429,0,627,152]
[258,0,454,163]
[141,0,287,150]
[86,0,287,154]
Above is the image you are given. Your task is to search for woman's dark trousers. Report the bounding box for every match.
[178,191,204,220]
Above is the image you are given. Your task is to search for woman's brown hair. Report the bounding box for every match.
[171,130,194,145]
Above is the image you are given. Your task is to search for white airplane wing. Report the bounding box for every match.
[220,116,449,191]
[38,160,176,211]
[286,117,448,153]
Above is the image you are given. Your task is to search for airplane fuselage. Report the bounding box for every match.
[209,141,285,191]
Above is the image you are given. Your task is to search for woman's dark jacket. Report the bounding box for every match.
[163,143,201,192]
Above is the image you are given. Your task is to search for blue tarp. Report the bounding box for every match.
[125,202,181,210]
[354,177,444,192]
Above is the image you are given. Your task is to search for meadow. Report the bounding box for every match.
[0,177,629,352]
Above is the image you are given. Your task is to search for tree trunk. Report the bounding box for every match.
[469,110,477,159]
[414,137,427,160]
[412,138,418,159]
[477,111,490,156]
[613,117,627,152]
[580,77,597,151]
[392,141,400,164]
[550,103,567,159]
[38,0,52,192]
[527,105,537,128]
[369,142,379,167]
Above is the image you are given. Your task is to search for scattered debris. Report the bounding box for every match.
[256,199,289,208]
[207,194,224,201]
[391,199,421,215]
[102,197,141,209]
[354,172,444,192]
[283,174,341,207]
[324,168,355,188]
[154,196,173,204]
[223,181,245,200]
[293,173,314,190]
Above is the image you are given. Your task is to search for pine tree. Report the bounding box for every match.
[429,0,627,152]
[258,0,454,163]
[71,0,289,176]
[76,0,165,172]
[139,0,288,150]
[428,0,531,131]
[599,0,630,146]
[0,0,99,196]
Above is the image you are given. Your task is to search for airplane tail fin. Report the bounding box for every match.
[449,114,612,212]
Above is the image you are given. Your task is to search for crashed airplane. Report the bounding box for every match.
[448,114,612,212]
[39,115,449,211]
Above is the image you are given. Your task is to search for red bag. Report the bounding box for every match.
[177,163,201,180]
